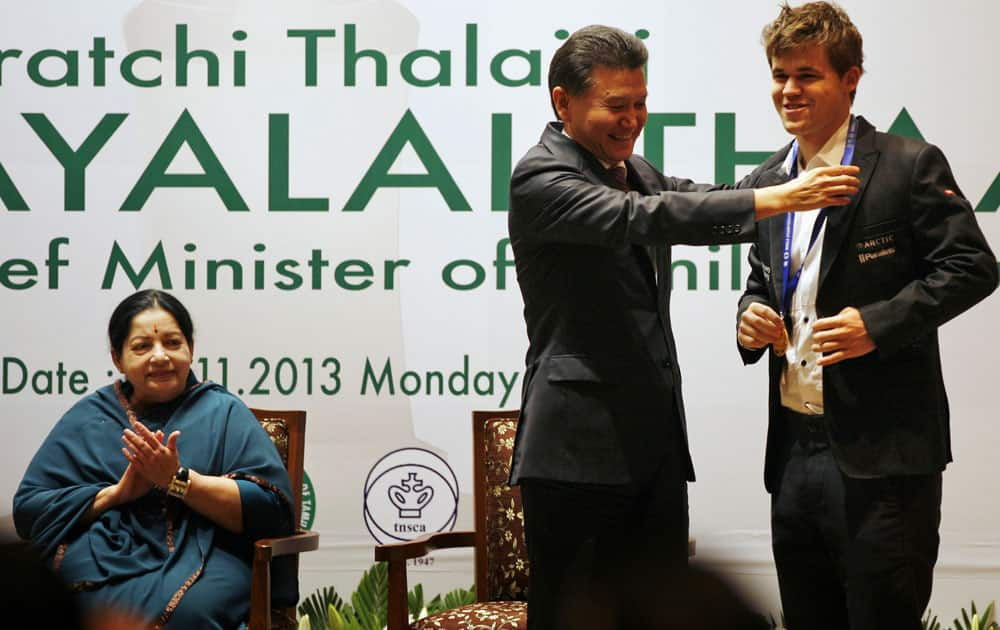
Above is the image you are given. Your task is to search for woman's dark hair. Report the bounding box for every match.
[108,289,195,356]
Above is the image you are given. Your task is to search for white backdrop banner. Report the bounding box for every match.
[2,0,997,612]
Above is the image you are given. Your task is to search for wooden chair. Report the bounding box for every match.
[249,408,321,630]
[375,409,528,630]
[374,410,698,630]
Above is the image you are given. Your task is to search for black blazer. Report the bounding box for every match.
[509,122,757,486]
[737,117,998,492]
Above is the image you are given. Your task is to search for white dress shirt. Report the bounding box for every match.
[779,115,852,416]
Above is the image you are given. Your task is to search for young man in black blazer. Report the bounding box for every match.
[737,3,997,628]
[508,24,861,630]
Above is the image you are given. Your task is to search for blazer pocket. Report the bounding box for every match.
[854,218,902,266]
[859,217,898,237]
[888,337,932,363]
[546,354,620,384]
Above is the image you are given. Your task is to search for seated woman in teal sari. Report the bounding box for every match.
[14,290,296,629]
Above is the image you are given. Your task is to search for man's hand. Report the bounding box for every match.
[738,302,788,354]
[754,165,860,220]
[812,306,875,366]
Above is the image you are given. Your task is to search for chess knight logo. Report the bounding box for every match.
[364,448,459,543]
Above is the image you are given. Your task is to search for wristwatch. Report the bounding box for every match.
[167,466,190,499]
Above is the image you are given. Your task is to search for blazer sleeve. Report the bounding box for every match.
[737,238,776,366]
[509,148,756,248]
[859,143,998,355]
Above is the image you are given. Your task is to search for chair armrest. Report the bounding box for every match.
[373,530,475,563]
[250,530,320,630]
[375,530,476,630]
[254,530,320,563]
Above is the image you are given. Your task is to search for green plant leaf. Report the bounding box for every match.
[339,605,367,630]
[408,582,425,619]
[350,561,389,630]
[426,593,444,615]
[299,585,346,630]
[983,602,997,629]
[301,563,484,630]
[328,603,346,630]
[441,584,476,610]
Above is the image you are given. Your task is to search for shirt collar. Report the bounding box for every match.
[783,113,852,174]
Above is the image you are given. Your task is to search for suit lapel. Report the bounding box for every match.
[627,156,672,319]
[625,156,661,290]
[543,122,618,189]
[817,118,879,293]
[755,146,794,305]
[545,129,661,291]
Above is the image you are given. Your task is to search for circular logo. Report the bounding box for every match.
[363,448,459,544]
[300,469,316,531]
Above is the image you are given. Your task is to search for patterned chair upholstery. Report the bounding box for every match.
[248,409,320,630]
[410,600,526,630]
[376,410,528,630]
[258,417,291,469]
[477,416,528,604]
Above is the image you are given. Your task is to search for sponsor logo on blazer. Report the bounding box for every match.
[856,232,896,264]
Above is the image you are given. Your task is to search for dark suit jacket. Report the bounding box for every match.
[737,116,998,493]
[508,122,757,486]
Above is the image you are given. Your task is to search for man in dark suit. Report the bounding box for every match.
[508,24,861,630]
[736,3,998,629]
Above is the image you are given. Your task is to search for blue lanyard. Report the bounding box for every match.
[780,115,859,316]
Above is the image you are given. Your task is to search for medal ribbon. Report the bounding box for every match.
[780,115,859,316]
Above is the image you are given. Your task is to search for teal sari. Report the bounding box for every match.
[13,377,296,629]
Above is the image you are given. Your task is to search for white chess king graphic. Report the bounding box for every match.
[364,448,459,543]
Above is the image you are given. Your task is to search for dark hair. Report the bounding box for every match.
[548,25,648,118]
[762,1,864,77]
[108,289,194,356]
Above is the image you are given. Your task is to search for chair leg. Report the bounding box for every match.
[385,560,410,630]
[249,555,272,630]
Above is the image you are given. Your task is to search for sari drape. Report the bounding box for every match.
[13,378,295,628]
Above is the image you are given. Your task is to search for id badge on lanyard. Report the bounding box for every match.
[779,115,859,317]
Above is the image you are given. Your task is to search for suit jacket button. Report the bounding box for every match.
[661,358,671,368]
